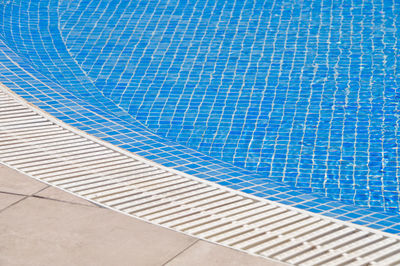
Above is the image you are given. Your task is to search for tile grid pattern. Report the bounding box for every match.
[0,0,399,235]
[1,86,400,266]
[58,0,400,212]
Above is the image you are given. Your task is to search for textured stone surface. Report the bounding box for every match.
[166,240,286,266]
[0,164,47,195]
[0,163,282,265]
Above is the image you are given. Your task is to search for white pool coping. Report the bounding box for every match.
[1,83,400,266]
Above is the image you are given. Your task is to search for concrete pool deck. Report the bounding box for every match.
[0,163,285,266]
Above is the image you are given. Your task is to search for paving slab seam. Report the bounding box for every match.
[0,185,49,213]
[0,194,29,213]
[30,194,99,208]
[0,190,31,197]
[2,85,400,265]
[0,185,100,208]
[161,239,201,266]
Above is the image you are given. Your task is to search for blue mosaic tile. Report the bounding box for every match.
[57,0,400,211]
[0,0,400,235]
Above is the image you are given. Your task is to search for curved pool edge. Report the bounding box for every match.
[1,0,399,217]
[2,62,400,236]
[2,83,400,265]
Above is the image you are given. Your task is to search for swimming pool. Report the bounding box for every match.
[1,0,400,234]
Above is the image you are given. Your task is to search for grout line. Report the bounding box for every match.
[2,84,400,264]
[4,82,394,240]
[31,194,99,208]
[31,182,102,208]
[32,183,99,207]
[0,184,98,208]
[0,185,50,213]
[161,239,200,266]
[0,195,29,214]
[33,185,51,195]
[0,190,29,197]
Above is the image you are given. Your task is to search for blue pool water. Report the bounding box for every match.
[1,0,400,232]
[59,0,400,210]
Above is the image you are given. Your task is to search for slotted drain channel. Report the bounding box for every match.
[1,84,400,266]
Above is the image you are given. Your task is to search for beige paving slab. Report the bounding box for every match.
[0,196,196,266]
[0,192,24,211]
[0,164,47,195]
[34,185,96,207]
[165,240,287,266]
[0,163,287,266]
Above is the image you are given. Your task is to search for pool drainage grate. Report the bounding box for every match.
[1,84,400,266]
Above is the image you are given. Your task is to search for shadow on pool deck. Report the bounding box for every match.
[0,164,286,266]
